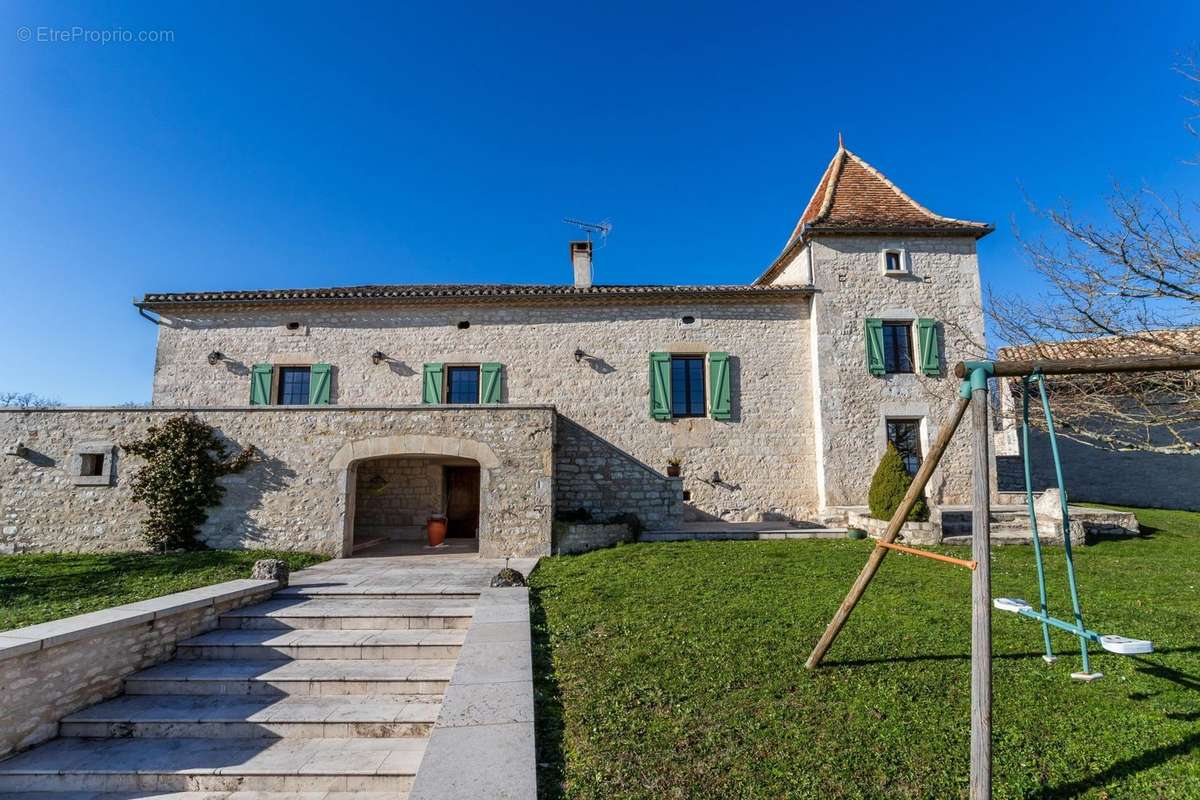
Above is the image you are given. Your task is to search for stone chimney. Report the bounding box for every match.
[570,240,593,288]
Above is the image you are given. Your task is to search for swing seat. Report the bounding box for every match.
[1099,635,1153,655]
[994,597,1033,614]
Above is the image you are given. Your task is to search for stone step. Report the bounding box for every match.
[218,599,474,631]
[640,528,847,542]
[0,793,402,800]
[177,629,466,660]
[277,585,482,599]
[60,694,440,739]
[124,659,454,696]
[0,737,425,792]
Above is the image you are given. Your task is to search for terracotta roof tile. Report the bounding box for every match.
[758,145,992,284]
[137,283,813,309]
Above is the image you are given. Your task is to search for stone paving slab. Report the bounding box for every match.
[63,695,440,725]
[127,659,456,683]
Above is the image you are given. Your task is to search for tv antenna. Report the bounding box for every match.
[563,217,612,247]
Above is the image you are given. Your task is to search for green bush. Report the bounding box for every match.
[867,444,928,522]
[123,415,255,551]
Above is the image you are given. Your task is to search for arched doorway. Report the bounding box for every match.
[330,435,501,557]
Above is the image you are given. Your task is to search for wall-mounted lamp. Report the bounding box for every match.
[710,470,723,484]
[371,350,387,365]
[206,351,223,366]
[574,348,586,363]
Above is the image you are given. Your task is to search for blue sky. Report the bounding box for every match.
[2,1,1198,404]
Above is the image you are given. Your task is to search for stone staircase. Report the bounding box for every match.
[939,507,1035,545]
[0,586,476,799]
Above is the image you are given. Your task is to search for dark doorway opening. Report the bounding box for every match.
[445,465,480,538]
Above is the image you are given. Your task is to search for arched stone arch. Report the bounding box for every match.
[329,434,501,471]
[330,434,500,556]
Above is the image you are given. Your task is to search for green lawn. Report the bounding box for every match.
[0,550,328,631]
[530,506,1200,799]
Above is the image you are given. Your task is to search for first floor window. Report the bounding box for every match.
[277,366,311,405]
[882,322,914,374]
[886,418,923,476]
[446,366,481,404]
[670,355,705,418]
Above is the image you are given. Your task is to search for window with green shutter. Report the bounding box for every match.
[480,363,503,403]
[865,319,885,376]
[649,352,671,420]
[708,352,731,420]
[250,364,273,405]
[917,319,940,376]
[422,363,444,404]
[310,363,332,405]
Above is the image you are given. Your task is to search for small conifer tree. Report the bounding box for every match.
[867,443,929,522]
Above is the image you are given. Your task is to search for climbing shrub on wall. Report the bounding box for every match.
[867,444,929,522]
[123,415,256,551]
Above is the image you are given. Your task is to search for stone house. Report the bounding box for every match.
[0,143,994,558]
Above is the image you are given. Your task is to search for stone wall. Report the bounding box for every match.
[0,579,276,759]
[148,297,818,522]
[0,406,554,557]
[997,430,1200,512]
[551,521,632,555]
[769,236,988,510]
[353,456,444,533]
[554,416,682,530]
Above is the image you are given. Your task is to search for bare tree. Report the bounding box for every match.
[989,57,1200,454]
[0,392,61,409]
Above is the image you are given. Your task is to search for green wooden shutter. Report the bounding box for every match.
[649,352,671,420]
[917,319,940,376]
[310,363,332,405]
[708,352,731,421]
[480,363,503,403]
[865,318,885,376]
[250,364,273,405]
[422,363,444,404]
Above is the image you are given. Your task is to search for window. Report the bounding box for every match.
[670,355,706,418]
[882,322,914,374]
[884,250,904,273]
[277,367,311,405]
[886,419,923,476]
[79,453,105,477]
[446,366,481,404]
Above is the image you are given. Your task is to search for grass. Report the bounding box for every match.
[0,549,328,631]
[530,506,1200,799]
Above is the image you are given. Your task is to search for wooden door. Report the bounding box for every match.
[444,466,480,538]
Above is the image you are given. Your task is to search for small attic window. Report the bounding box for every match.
[882,249,908,276]
[681,315,696,325]
[457,321,470,330]
[286,321,301,331]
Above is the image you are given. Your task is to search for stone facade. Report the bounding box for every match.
[149,297,817,524]
[769,235,986,510]
[0,406,554,558]
[0,579,275,759]
[552,522,633,555]
[353,456,445,534]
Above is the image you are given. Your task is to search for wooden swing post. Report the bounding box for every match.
[804,393,972,669]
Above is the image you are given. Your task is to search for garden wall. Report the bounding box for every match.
[0,579,276,759]
[0,406,555,557]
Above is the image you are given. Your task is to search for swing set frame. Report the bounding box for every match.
[804,352,1200,800]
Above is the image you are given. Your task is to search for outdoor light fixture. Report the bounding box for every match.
[207,351,223,365]
[574,348,586,363]
[371,350,386,365]
[711,470,723,484]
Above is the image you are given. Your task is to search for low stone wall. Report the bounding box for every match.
[0,405,555,557]
[0,578,276,759]
[554,416,683,531]
[552,522,631,555]
[848,510,941,545]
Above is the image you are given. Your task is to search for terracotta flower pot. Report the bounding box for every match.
[666,464,682,478]
[426,515,448,547]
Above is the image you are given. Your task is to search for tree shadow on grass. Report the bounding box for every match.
[1031,731,1200,799]
[825,645,1200,669]
[529,583,566,800]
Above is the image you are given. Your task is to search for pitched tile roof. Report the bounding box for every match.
[757,143,993,284]
[137,283,813,310]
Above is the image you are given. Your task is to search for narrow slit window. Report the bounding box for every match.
[446,366,480,404]
[277,367,311,405]
[882,322,914,374]
[670,355,706,418]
